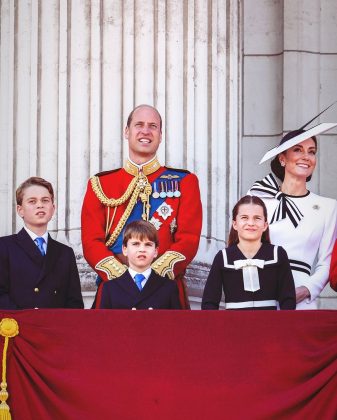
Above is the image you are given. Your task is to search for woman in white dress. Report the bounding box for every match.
[249,121,337,309]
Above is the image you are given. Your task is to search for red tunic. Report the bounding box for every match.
[329,240,337,291]
[81,162,202,308]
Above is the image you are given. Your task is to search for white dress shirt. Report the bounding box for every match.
[24,226,48,254]
[128,267,152,289]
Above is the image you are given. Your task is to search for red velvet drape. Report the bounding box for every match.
[1,310,336,420]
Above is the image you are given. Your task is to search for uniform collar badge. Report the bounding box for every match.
[124,156,161,176]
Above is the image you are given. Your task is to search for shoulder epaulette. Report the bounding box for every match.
[95,168,121,177]
[165,167,191,174]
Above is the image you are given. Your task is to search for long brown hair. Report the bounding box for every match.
[228,195,270,246]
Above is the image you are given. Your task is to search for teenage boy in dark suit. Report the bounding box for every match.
[100,220,181,309]
[0,177,84,309]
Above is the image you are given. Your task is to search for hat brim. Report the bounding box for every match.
[259,122,337,164]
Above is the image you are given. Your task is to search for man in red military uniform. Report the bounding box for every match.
[81,104,202,308]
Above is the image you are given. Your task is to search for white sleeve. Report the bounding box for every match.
[302,199,337,302]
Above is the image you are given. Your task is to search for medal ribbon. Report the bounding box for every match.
[109,169,188,254]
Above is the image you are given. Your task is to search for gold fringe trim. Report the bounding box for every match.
[0,318,19,420]
[95,256,127,280]
[151,251,186,280]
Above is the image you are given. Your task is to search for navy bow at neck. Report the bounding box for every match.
[250,173,304,228]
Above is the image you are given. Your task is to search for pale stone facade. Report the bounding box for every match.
[0,0,336,309]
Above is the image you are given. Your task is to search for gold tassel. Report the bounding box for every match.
[0,319,19,420]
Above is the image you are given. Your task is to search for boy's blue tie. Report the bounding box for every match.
[134,273,145,291]
[35,237,46,256]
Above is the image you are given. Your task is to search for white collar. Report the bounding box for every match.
[128,267,152,281]
[24,226,49,244]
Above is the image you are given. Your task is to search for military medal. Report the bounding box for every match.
[152,182,160,199]
[170,217,178,234]
[156,202,173,220]
[160,174,179,179]
[150,216,162,230]
[167,181,174,198]
[173,180,181,197]
[159,181,167,198]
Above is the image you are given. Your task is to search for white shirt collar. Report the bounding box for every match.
[24,226,49,244]
[128,267,152,285]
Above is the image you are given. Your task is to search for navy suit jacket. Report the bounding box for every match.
[100,270,181,309]
[0,228,84,309]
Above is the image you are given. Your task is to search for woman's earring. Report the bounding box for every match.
[280,161,285,167]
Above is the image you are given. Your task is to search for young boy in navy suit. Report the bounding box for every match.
[0,177,84,309]
[100,220,181,309]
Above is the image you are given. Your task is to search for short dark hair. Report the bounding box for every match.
[228,195,270,247]
[16,177,54,205]
[126,104,162,132]
[271,132,317,182]
[123,220,159,247]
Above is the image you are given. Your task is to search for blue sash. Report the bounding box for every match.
[109,169,188,254]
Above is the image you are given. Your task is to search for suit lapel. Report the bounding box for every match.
[117,271,142,298]
[136,271,165,303]
[15,228,44,266]
[36,235,62,284]
[117,270,166,304]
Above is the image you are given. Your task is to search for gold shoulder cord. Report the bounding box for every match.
[90,175,137,207]
[90,173,152,248]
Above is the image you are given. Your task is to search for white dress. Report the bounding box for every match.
[249,173,337,309]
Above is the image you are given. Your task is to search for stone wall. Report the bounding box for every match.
[0,0,336,308]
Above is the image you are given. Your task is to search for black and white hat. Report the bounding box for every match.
[259,102,337,164]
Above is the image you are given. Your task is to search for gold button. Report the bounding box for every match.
[131,307,137,310]
[34,288,39,293]
[54,290,57,294]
